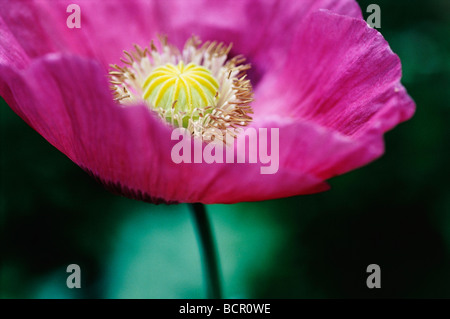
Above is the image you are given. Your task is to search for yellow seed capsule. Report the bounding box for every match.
[142,61,219,113]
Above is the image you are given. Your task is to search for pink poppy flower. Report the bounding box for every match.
[0,0,415,204]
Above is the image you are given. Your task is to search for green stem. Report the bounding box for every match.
[190,203,222,299]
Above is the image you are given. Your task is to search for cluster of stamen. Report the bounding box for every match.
[109,35,253,142]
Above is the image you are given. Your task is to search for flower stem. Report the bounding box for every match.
[190,203,222,299]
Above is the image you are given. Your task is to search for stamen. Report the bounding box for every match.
[109,35,254,141]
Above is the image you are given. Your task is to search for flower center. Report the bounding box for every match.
[142,61,219,113]
[109,36,253,141]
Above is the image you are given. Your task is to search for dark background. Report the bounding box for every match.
[1,0,449,298]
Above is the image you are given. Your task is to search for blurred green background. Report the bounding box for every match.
[1,0,449,298]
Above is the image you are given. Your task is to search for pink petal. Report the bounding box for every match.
[0,0,160,69]
[0,15,31,69]
[0,0,361,69]
[156,0,362,68]
[253,10,415,180]
[0,54,327,204]
[250,116,384,182]
[256,10,415,136]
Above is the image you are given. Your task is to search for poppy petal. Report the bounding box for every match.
[0,53,328,204]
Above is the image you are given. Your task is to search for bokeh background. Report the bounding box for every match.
[1,0,449,298]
